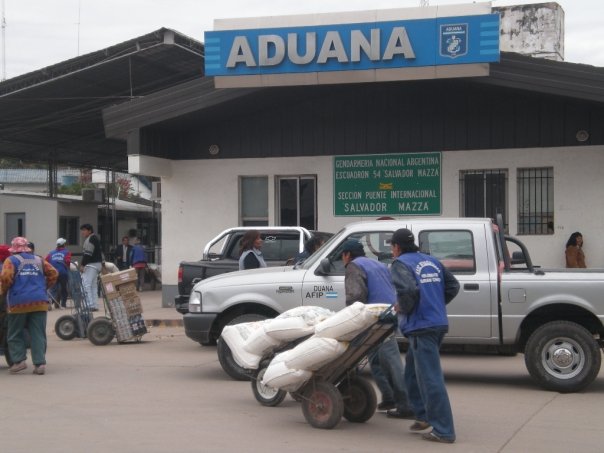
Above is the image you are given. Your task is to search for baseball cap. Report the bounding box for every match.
[341,239,364,254]
[57,238,67,246]
[391,228,415,246]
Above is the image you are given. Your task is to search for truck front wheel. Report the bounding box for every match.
[524,321,601,393]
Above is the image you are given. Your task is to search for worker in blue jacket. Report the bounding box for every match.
[0,237,58,375]
[342,238,413,419]
[46,238,72,309]
[129,238,147,291]
[390,228,460,444]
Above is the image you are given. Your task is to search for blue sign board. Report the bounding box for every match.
[205,13,499,76]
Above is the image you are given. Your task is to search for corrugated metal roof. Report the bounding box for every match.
[0,28,204,171]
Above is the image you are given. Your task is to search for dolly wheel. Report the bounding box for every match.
[87,318,115,346]
[339,376,377,423]
[251,366,287,407]
[55,315,77,341]
[302,381,344,429]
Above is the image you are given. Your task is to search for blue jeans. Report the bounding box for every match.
[82,263,101,309]
[370,335,410,411]
[405,327,455,441]
[7,311,47,366]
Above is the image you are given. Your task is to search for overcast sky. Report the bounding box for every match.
[1,0,602,79]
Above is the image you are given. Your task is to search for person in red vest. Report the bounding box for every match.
[0,237,58,375]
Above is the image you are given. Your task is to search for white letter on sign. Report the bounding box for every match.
[317,31,349,64]
[350,29,380,62]
[259,35,285,66]
[226,36,257,68]
[383,27,416,60]
[288,32,316,65]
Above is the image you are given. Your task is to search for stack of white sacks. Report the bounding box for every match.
[220,302,391,392]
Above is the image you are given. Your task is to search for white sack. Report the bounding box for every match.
[262,360,312,392]
[314,301,375,341]
[276,306,335,326]
[243,323,281,355]
[220,322,264,370]
[284,336,348,371]
[263,317,314,342]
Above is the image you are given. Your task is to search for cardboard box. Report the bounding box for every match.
[101,269,137,298]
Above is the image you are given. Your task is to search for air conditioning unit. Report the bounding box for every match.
[82,188,105,203]
[151,181,161,200]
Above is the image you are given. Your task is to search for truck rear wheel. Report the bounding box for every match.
[524,320,601,393]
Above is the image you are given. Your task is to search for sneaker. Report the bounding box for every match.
[386,408,415,419]
[33,365,46,375]
[410,420,431,431]
[422,431,455,444]
[9,361,27,374]
[377,401,396,411]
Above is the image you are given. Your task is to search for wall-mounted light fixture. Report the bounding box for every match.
[575,130,589,142]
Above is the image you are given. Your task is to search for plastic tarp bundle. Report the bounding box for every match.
[261,302,391,392]
[220,306,335,371]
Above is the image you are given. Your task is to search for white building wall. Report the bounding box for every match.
[159,146,604,302]
[0,195,58,252]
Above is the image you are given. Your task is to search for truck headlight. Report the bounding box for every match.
[189,291,202,313]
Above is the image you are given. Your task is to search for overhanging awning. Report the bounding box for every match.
[0,28,204,171]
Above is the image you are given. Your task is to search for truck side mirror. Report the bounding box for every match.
[316,257,332,276]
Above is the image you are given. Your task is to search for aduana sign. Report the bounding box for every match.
[205,9,499,85]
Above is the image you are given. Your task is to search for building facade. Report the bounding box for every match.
[99,4,604,305]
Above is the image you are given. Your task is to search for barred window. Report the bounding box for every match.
[59,216,80,245]
[460,169,507,228]
[517,167,554,235]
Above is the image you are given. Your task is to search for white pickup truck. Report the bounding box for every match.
[184,217,604,392]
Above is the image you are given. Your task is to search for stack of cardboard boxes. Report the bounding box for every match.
[100,269,147,341]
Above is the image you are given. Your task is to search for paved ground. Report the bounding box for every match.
[1,291,603,453]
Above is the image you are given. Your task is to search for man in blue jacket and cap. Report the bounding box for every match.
[390,228,460,444]
[341,238,414,419]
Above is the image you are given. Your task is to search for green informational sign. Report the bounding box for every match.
[334,152,441,216]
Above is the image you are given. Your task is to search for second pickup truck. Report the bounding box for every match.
[175,226,331,315]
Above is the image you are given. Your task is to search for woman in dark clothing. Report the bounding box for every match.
[238,230,267,270]
[565,232,586,268]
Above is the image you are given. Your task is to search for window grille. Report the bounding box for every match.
[517,167,554,235]
[460,169,508,228]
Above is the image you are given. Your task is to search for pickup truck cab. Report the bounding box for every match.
[185,218,604,392]
[175,227,331,314]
